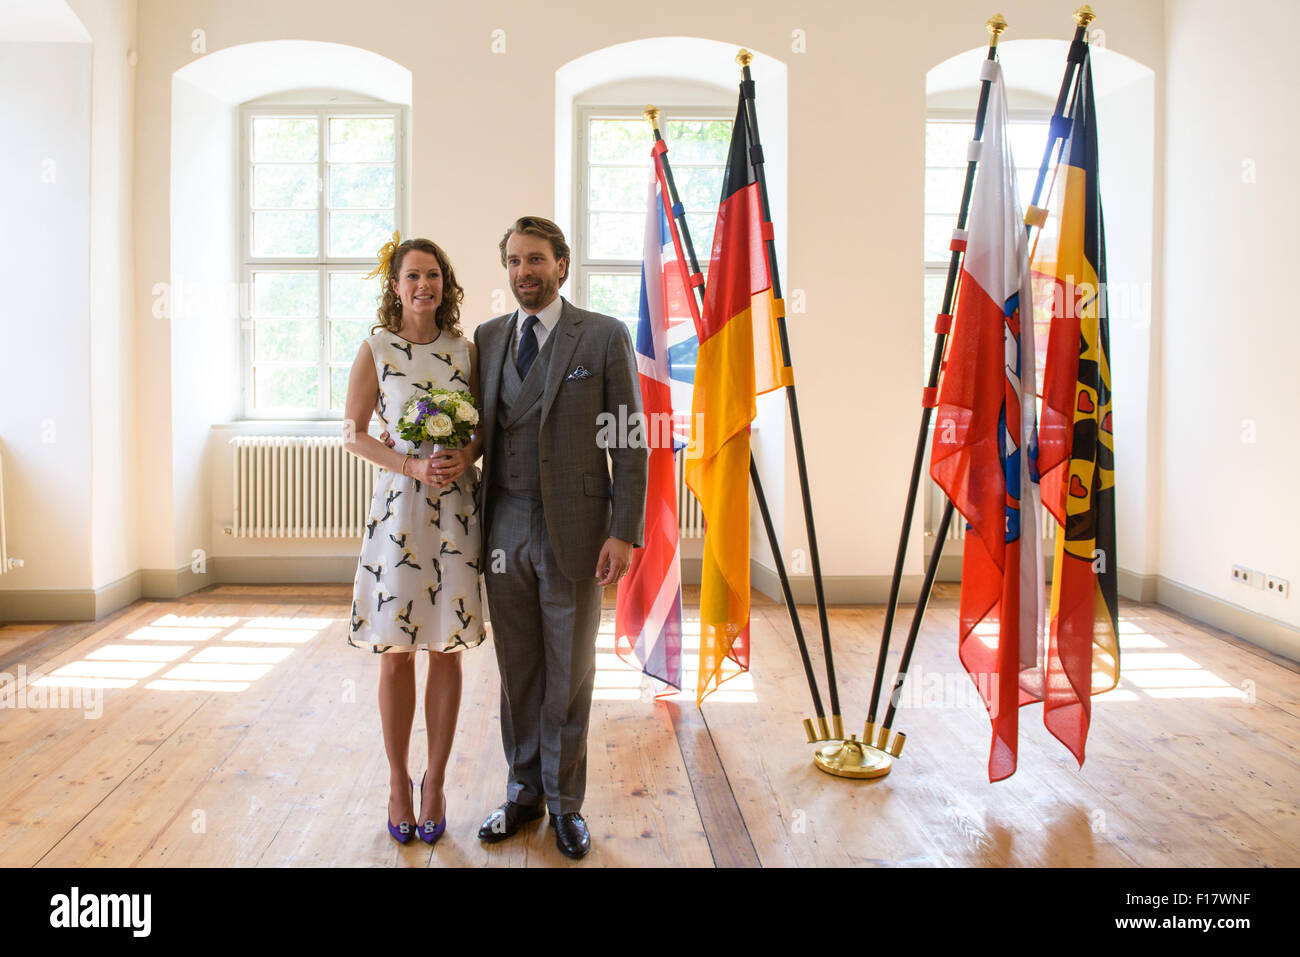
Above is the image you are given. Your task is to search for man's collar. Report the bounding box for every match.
[518,294,565,333]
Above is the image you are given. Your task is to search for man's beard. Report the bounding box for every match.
[512,274,559,311]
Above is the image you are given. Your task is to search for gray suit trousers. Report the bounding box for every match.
[485,490,603,815]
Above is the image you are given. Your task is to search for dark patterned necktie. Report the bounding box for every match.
[516,314,539,379]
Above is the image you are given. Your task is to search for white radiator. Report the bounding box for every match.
[675,451,704,540]
[922,426,1057,544]
[230,436,377,538]
[927,477,1059,543]
[230,436,704,541]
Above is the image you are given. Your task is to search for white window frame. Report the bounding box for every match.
[238,99,409,420]
[572,104,732,323]
[923,106,1053,274]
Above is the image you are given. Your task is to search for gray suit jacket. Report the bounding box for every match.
[474,298,648,581]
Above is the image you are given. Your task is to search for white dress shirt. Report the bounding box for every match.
[511,294,565,361]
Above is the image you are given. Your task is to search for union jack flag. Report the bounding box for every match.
[613,142,699,692]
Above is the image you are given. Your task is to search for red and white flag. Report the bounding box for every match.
[929,60,1045,781]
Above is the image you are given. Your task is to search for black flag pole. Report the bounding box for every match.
[864,13,1010,753]
[643,106,830,736]
[735,50,847,745]
[874,6,1097,752]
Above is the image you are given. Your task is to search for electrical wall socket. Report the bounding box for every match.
[1265,576,1290,599]
[1231,564,1251,583]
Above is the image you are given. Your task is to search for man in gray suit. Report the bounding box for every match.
[471,216,647,859]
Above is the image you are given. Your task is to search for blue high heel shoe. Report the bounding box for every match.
[388,777,416,845]
[417,771,447,845]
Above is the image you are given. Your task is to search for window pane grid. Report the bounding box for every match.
[577,110,728,390]
[581,114,730,270]
[242,106,400,416]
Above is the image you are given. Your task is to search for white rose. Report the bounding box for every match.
[428,413,453,438]
[454,401,479,425]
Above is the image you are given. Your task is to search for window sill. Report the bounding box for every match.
[211,420,371,437]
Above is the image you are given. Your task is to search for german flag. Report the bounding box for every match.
[1030,52,1120,766]
[685,93,790,704]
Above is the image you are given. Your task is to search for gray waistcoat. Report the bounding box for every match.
[491,326,555,494]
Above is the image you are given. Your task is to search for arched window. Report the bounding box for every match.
[556,38,788,345]
[922,39,1156,566]
[170,41,412,424]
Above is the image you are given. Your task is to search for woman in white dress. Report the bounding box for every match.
[342,234,485,846]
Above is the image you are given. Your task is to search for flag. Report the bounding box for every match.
[614,143,699,693]
[1030,52,1120,765]
[929,61,1045,782]
[685,94,790,704]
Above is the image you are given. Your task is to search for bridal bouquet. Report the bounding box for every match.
[395,388,478,447]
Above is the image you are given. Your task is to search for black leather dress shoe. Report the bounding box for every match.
[477,800,544,843]
[550,812,591,859]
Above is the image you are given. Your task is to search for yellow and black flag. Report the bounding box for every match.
[1030,51,1120,767]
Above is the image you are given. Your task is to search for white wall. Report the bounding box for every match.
[1161,0,1300,635]
[0,38,93,594]
[69,0,140,593]
[9,1,1203,629]
[124,0,1166,599]
[169,77,237,572]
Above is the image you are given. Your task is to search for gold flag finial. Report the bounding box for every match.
[987,14,1008,42]
[1074,5,1096,27]
[735,48,753,67]
[643,104,661,129]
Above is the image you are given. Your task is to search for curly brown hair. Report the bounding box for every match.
[371,238,465,337]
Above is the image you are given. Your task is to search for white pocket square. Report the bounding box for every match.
[566,366,592,380]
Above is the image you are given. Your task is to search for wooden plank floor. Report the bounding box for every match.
[0,583,1295,867]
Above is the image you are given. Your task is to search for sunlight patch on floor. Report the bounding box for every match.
[27,612,326,696]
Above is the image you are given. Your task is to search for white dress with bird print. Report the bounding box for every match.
[348,329,485,654]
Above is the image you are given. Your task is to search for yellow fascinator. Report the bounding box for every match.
[365,229,403,280]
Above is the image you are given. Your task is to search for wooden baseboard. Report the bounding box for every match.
[1154,576,1299,663]
[0,588,96,622]
[93,570,143,619]
[208,555,358,583]
[1119,568,1159,603]
[749,561,923,605]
